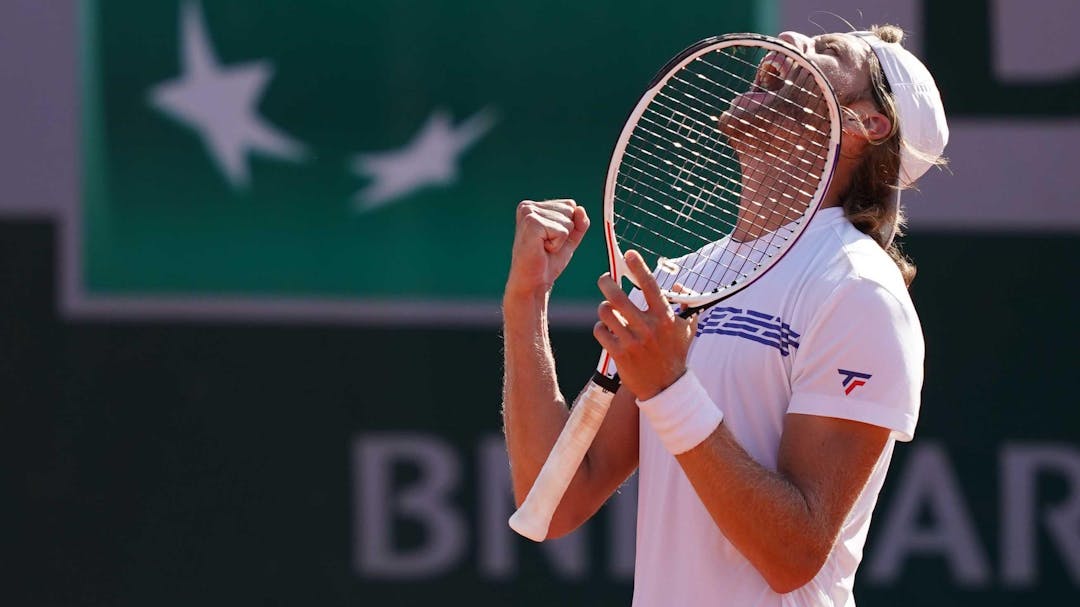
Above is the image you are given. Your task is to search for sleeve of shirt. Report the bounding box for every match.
[787,278,925,441]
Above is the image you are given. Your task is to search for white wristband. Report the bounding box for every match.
[636,369,723,455]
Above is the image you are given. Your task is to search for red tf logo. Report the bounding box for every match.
[838,369,872,395]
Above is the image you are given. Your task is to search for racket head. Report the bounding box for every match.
[602,34,843,308]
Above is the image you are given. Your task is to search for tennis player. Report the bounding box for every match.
[503,25,947,606]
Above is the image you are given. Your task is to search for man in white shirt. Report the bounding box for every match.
[502,25,948,606]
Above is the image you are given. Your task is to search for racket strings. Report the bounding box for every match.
[672,228,791,295]
[638,102,817,193]
[613,43,833,297]
[630,101,821,227]
[702,51,832,124]
[616,162,731,241]
[613,166,787,283]
[615,167,726,244]
[660,44,830,293]
[618,136,753,242]
[674,70,828,150]
[636,102,821,201]
[665,71,829,155]
[620,145,754,248]
[620,137,742,224]
[616,143,808,281]
[627,101,821,246]
[649,68,828,206]
[661,64,830,169]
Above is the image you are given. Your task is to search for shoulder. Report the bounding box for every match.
[774,212,922,356]
[799,212,914,313]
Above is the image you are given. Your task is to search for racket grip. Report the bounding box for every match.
[508,380,616,541]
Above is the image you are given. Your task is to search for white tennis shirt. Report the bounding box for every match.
[631,207,924,607]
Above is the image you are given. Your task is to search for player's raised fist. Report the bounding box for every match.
[506,199,590,298]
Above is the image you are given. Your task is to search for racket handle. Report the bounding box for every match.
[508,378,616,541]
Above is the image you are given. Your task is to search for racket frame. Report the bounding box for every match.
[602,33,843,309]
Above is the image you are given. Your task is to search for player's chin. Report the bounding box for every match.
[716,108,744,139]
[720,96,777,134]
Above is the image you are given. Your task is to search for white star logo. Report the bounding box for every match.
[148,1,307,190]
[349,108,497,212]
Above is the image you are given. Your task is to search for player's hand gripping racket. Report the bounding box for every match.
[509,34,842,541]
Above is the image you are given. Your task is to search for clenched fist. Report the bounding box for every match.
[505,199,590,298]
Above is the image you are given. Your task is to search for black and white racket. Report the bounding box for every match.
[510,33,842,541]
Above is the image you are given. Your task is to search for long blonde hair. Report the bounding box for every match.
[841,24,933,286]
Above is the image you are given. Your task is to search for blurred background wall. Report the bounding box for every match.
[1,1,1077,605]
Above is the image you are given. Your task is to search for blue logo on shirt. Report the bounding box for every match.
[696,307,801,356]
[838,369,873,395]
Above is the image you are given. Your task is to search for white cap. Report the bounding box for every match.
[851,31,949,245]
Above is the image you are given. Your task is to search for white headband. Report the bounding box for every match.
[851,31,949,245]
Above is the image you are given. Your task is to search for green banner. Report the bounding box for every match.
[79,0,772,318]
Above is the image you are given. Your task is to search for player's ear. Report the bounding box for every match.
[842,101,892,143]
[860,110,892,143]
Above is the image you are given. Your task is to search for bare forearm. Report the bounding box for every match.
[501,291,640,536]
[501,290,572,503]
[676,425,829,593]
[674,413,888,593]
[500,199,637,536]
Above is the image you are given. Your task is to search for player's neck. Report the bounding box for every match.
[818,150,862,210]
[732,155,810,242]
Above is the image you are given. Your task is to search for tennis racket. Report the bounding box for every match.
[509,33,842,541]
